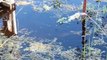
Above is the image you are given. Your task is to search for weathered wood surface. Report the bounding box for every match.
[0,1,17,37]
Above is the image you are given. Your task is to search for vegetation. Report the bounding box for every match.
[0,0,107,60]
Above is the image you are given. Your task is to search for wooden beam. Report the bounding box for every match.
[0,0,17,37]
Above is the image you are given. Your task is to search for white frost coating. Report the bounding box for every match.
[24,42,52,52]
[68,12,87,22]
[43,4,52,11]
[62,4,77,11]
[92,39,107,46]
[57,12,87,24]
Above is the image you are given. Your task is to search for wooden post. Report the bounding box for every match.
[81,0,87,60]
[0,0,17,37]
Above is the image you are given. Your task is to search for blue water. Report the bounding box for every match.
[16,0,107,49]
[16,6,82,48]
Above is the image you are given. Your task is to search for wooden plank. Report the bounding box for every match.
[0,0,17,37]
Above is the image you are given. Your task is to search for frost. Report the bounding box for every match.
[92,39,107,46]
[68,12,87,21]
[60,49,80,60]
[43,4,52,11]
[0,0,107,60]
[33,7,44,12]
[0,29,106,60]
[86,47,104,60]
[24,42,52,52]
[61,4,78,11]
[57,12,87,24]
[57,17,68,24]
